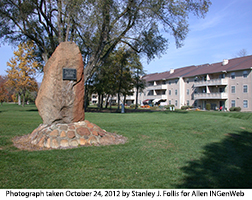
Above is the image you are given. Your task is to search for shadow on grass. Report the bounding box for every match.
[26,109,38,112]
[175,130,252,188]
[18,109,38,112]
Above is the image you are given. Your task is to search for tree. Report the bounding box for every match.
[0,0,211,82]
[5,41,40,106]
[0,75,8,105]
[90,46,144,110]
[91,57,118,109]
[236,49,248,57]
[130,58,146,109]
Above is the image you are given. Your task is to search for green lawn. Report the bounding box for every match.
[0,104,252,188]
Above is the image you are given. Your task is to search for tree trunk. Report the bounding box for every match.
[123,95,126,106]
[117,64,123,110]
[135,86,139,109]
[22,90,26,107]
[100,94,104,109]
[105,95,110,109]
[42,52,49,64]
[117,92,120,110]
[57,0,63,43]
[109,96,113,110]
[18,93,21,105]
[98,93,101,110]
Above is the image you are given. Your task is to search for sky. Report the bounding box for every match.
[0,0,252,82]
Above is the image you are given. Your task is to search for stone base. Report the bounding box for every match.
[13,120,127,151]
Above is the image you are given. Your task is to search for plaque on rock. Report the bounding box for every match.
[63,68,77,81]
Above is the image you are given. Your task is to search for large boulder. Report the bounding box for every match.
[35,42,85,125]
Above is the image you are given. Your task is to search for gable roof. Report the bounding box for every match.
[143,55,252,82]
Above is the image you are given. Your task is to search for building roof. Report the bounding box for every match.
[143,55,252,82]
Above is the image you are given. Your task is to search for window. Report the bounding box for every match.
[231,72,235,79]
[175,80,178,84]
[169,100,171,105]
[169,90,171,95]
[243,100,248,108]
[187,89,189,95]
[243,85,248,93]
[175,100,178,106]
[219,74,225,79]
[219,88,224,93]
[243,71,248,78]
[175,89,177,95]
[231,100,235,107]
[231,86,235,93]
[148,82,154,86]
[187,100,189,106]
[157,90,166,95]
[169,81,171,85]
[148,90,154,95]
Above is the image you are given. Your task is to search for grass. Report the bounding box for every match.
[0,103,252,188]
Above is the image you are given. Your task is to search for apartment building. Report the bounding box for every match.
[90,55,252,111]
[139,55,252,111]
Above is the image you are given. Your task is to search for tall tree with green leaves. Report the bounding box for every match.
[0,0,211,82]
[130,56,146,109]
[5,41,40,106]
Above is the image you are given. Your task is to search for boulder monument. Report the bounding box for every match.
[36,41,85,125]
[13,42,126,150]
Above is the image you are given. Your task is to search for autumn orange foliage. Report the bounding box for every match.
[5,41,40,106]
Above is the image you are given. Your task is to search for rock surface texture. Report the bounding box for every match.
[35,42,85,125]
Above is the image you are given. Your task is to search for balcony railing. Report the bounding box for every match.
[194,92,228,100]
[147,84,167,90]
[125,96,135,100]
[147,94,167,99]
[194,78,228,87]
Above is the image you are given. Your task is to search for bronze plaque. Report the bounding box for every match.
[63,68,77,81]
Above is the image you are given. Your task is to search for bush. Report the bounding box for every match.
[130,104,137,108]
[165,105,175,110]
[230,107,241,112]
[206,103,211,111]
[234,107,241,112]
[181,105,194,110]
[230,107,235,111]
[181,106,187,110]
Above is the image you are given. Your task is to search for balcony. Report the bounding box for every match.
[147,94,167,100]
[147,84,167,90]
[125,96,135,100]
[194,78,228,87]
[194,92,228,100]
